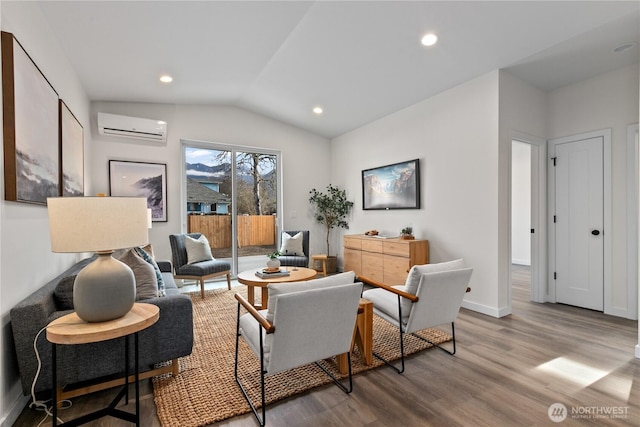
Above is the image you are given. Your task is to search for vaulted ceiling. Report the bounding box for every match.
[36,1,639,138]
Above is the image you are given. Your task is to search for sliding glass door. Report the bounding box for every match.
[183,141,281,276]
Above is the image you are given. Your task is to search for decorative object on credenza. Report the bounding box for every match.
[362,158,420,210]
[309,184,354,274]
[59,100,84,196]
[265,251,281,270]
[400,226,414,240]
[109,160,167,222]
[364,229,379,236]
[47,196,149,322]
[2,31,60,205]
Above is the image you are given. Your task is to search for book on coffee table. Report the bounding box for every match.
[255,269,291,279]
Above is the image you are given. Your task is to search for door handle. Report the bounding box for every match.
[591,229,601,236]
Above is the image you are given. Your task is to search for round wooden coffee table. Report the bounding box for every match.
[237,267,318,309]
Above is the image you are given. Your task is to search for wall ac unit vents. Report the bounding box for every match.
[97,112,167,142]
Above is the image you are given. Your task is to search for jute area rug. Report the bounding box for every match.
[153,287,451,427]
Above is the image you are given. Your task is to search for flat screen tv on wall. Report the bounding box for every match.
[362,158,420,210]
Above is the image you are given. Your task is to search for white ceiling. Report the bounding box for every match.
[36,1,639,138]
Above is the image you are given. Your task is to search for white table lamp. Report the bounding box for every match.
[47,197,149,322]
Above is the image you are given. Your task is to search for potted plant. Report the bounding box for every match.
[309,184,354,273]
[266,251,281,270]
[400,227,414,240]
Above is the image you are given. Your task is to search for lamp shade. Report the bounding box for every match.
[47,197,149,253]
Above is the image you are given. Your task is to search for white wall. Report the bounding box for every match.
[548,64,639,319]
[511,141,531,265]
[332,71,503,317]
[0,2,91,425]
[498,70,548,309]
[89,102,332,262]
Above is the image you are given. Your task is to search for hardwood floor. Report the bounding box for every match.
[14,266,639,426]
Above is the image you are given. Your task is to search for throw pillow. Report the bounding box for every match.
[54,275,76,310]
[118,249,159,300]
[134,246,166,297]
[279,232,304,256]
[184,235,214,264]
[141,243,155,259]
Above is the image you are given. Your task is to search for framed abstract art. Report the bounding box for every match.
[109,160,167,222]
[2,31,60,205]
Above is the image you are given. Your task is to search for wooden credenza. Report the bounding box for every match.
[343,235,429,285]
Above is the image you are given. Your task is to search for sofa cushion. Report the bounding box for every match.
[134,246,165,296]
[184,235,214,264]
[279,231,304,256]
[54,275,76,310]
[118,249,159,300]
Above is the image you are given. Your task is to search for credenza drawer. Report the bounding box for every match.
[343,236,361,250]
[361,239,383,252]
[383,241,409,257]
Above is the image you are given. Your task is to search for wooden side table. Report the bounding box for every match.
[46,303,159,426]
[337,298,373,374]
[311,254,328,277]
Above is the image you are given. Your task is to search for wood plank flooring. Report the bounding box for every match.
[14,266,639,426]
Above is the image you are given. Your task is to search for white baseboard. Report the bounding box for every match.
[461,300,511,318]
[635,344,640,359]
[511,259,531,266]
[1,394,29,427]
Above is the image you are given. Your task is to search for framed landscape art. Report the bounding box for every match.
[109,160,167,222]
[2,31,60,205]
[60,100,84,196]
[362,158,420,210]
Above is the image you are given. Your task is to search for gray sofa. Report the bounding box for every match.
[10,255,193,398]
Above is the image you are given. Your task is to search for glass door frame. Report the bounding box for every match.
[180,139,283,277]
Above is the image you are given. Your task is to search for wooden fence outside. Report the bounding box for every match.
[188,214,276,248]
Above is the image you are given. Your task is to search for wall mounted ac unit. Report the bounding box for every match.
[97,112,167,142]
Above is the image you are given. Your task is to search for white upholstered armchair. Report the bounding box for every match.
[360,259,472,373]
[234,272,362,426]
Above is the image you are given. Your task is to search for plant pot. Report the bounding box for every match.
[326,256,338,274]
[400,234,415,240]
[266,258,281,269]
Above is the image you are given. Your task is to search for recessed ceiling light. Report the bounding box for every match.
[421,33,438,47]
[611,42,638,53]
[159,75,173,83]
[313,106,323,115]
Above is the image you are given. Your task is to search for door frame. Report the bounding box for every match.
[627,124,639,320]
[180,139,283,276]
[509,132,547,306]
[548,129,611,311]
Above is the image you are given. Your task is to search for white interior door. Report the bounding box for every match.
[555,136,604,310]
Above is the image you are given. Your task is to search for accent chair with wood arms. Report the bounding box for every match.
[359,259,472,373]
[234,272,362,426]
[169,233,231,298]
[277,230,309,268]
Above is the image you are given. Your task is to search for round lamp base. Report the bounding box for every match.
[73,253,136,322]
